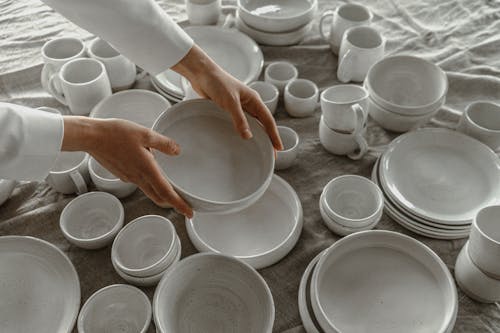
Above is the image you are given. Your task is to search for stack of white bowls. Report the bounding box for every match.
[364,55,448,132]
[236,0,317,46]
[111,215,181,287]
[319,175,383,236]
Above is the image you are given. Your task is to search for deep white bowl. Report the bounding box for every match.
[365,55,448,115]
[152,99,274,213]
[112,215,178,277]
[77,284,151,333]
[154,253,274,333]
[60,192,124,250]
[238,0,317,33]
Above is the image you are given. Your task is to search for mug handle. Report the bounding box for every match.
[47,73,67,105]
[351,104,367,134]
[429,117,458,129]
[319,10,334,42]
[69,171,88,195]
[348,135,369,160]
[337,49,355,83]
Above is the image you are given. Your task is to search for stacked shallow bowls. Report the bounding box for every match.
[236,0,317,45]
[364,55,448,132]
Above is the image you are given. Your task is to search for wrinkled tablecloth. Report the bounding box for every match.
[1,0,500,332]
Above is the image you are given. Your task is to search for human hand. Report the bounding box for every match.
[61,116,193,218]
[172,45,284,150]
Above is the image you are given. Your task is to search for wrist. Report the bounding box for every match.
[172,44,218,83]
[61,116,101,152]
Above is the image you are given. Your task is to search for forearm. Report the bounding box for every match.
[171,45,219,83]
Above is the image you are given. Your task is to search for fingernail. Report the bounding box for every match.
[243,129,253,139]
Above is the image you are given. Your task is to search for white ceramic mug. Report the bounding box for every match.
[47,58,112,115]
[319,3,372,55]
[284,79,319,118]
[46,151,90,194]
[186,0,221,25]
[319,114,368,160]
[41,37,87,93]
[275,126,300,170]
[88,158,137,199]
[431,101,500,152]
[338,26,385,83]
[321,84,369,133]
[249,81,279,115]
[264,61,299,94]
[88,38,139,91]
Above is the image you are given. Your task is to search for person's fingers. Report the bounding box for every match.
[245,95,284,150]
[139,182,164,206]
[224,95,253,140]
[146,130,180,156]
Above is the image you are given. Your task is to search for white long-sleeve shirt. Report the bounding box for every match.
[1,0,193,181]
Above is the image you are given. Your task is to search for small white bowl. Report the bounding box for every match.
[249,81,279,115]
[284,79,319,118]
[319,200,379,237]
[237,0,317,33]
[60,192,124,250]
[455,241,500,303]
[113,236,181,287]
[0,179,16,206]
[365,55,448,115]
[367,96,438,133]
[77,284,151,333]
[264,61,298,94]
[88,158,137,199]
[154,253,275,333]
[275,126,300,170]
[112,215,177,277]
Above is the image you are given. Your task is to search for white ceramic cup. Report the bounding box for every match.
[319,3,372,55]
[41,37,87,92]
[264,61,299,94]
[88,37,138,91]
[468,205,500,279]
[88,158,137,199]
[338,26,385,83]
[47,58,112,115]
[186,0,221,25]
[319,115,368,160]
[46,151,90,194]
[275,126,300,170]
[284,79,319,118]
[321,84,369,133]
[249,81,279,115]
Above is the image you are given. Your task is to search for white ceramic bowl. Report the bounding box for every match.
[298,251,324,333]
[319,199,379,237]
[238,0,317,33]
[264,61,299,94]
[0,179,16,206]
[88,158,137,199]
[455,241,500,303]
[90,89,171,128]
[112,215,178,277]
[365,55,448,115]
[113,236,181,287]
[311,230,457,333]
[321,175,384,229]
[186,175,302,269]
[154,253,274,333]
[78,284,151,333]
[275,126,300,170]
[152,99,274,213]
[367,96,438,133]
[249,80,279,115]
[60,192,124,250]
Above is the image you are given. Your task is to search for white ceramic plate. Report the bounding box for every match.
[298,251,325,333]
[310,230,457,333]
[186,175,302,269]
[153,70,184,99]
[151,78,183,103]
[91,89,170,128]
[152,99,274,213]
[380,128,500,225]
[0,236,80,333]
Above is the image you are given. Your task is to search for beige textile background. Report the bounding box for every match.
[1,0,500,332]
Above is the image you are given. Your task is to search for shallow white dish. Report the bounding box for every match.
[0,236,80,333]
[91,89,171,128]
[151,78,183,103]
[298,251,325,333]
[310,230,457,333]
[235,11,312,46]
[78,284,152,333]
[238,0,316,33]
[380,128,500,225]
[186,175,302,269]
[153,70,185,99]
[152,99,274,213]
[153,253,274,333]
[0,179,16,206]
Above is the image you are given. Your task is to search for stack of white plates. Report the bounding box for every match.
[236,0,316,45]
[372,128,500,239]
[152,25,263,102]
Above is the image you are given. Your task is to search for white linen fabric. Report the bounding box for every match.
[1,1,500,333]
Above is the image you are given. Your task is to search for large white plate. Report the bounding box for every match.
[380,128,500,225]
[310,230,457,333]
[298,251,325,333]
[186,175,302,269]
[0,236,80,333]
